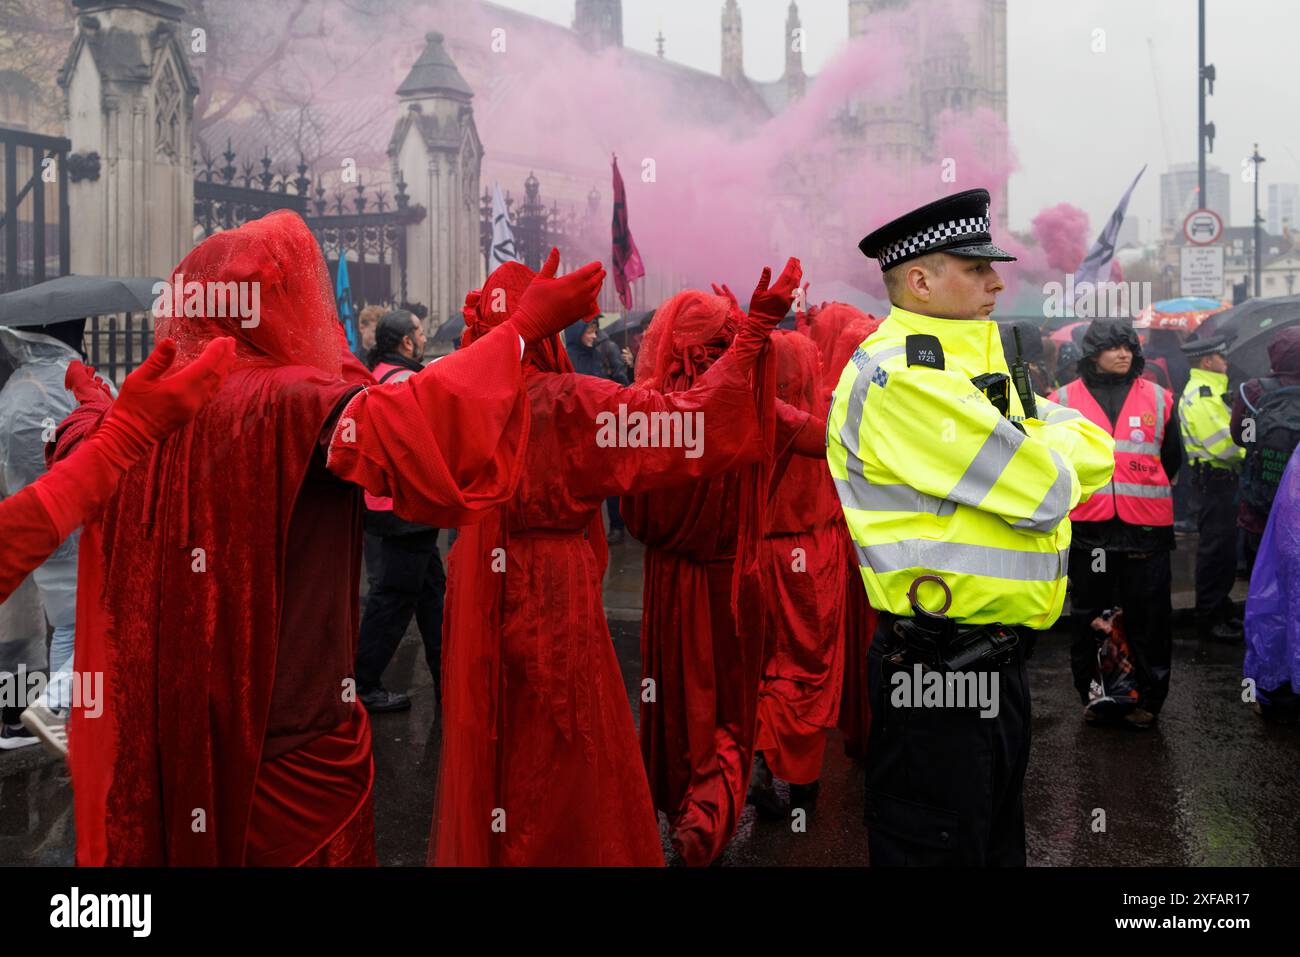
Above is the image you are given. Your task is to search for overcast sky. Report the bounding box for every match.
[492,0,1300,240]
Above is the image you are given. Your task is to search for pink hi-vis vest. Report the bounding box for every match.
[1051,377,1174,526]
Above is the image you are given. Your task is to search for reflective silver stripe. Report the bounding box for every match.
[1011,449,1072,533]
[1056,383,1069,406]
[838,344,905,502]
[946,415,1026,507]
[1113,482,1171,499]
[1114,439,1160,455]
[833,476,955,515]
[1044,405,1083,424]
[855,539,1069,582]
[1203,426,1232,448]
[1154,383,1167,444]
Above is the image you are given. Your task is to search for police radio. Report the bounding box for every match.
[1010,326,1038,422]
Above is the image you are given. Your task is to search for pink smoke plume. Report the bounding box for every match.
[1031,203,1090,275]
[208,0,1075,307]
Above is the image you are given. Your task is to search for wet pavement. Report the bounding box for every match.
[2,535,1296,867]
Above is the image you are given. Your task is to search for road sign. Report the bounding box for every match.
[1180,245,1224,297]
[1183,208,1224,246]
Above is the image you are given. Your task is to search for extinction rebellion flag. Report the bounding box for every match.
[611,154,645,311]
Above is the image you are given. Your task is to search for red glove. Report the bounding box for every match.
[92,337,237,470]
[710,282,739,310]
[503,248,605,345]
[730,257,803,371]
[65,361,113,405]
[463,288,482,326]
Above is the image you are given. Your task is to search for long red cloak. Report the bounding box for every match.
[64,211,530,865]
[754,331,846,784]
[431,268,766,867]
[800,305,883,760]
[620,291,809,866]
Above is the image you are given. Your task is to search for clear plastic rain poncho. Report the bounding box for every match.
[1244,444,1300,697]
[0,327,79,685]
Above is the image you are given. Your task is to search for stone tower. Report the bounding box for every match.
[388,32,483,329]
[721,0,744,83]
[58,0,198,279]
[574,0,623,52]
[784,2,806,101]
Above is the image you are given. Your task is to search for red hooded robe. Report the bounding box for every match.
[61,210,530,866]
[431,268,770,867]
[753,331,847,784]
[800,304,882,761]
[620,291,812,866]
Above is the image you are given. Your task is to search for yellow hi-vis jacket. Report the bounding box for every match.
[826,306,1116,629]
[1179,367,1244,471]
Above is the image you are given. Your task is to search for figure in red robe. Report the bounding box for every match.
[55,210,592,866]
[799,303,883,761]
[751,330,846,811]
[430,255,792,867]
[621,261,829,866]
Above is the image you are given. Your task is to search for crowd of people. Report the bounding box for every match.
[0,196,1297,867]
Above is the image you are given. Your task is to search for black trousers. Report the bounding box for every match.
[1068,545,1172,713]
[355,529,446,697]
[1192,467,1240,624]
[863,613,1031,866]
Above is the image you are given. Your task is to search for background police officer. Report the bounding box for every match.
[1179,334,1245,641]
[826,189,1114,865]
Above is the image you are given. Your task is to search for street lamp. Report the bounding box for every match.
[1250,143,1266,298]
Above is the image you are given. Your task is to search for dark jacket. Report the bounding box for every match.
[1230,326,1300,533]
[1070,320,1181,553]
[566,327,632,385]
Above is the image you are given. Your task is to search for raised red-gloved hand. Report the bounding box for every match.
[504,248,605,345]
[710,282,739,310]
[463,288,482,326]
[65,361,113,405]
[93,337,237,470]
[730,257,803,371]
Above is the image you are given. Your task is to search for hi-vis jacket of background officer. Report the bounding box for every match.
[826,306,1116,629]
[1179,367,1244,471]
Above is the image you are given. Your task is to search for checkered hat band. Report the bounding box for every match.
[879,215,991,269]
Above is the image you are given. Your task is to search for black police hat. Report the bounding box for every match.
[1181,333,1233,358]
[859,188,1017,272]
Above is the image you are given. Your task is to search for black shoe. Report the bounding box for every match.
[1200,620,1244,643]
[746,784,788,821]
[1124,707,1157,730]
[788,780,820,811]
[359,686,411,713]
[0,722,38,751]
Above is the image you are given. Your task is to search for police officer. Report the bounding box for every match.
[1179,334,1245,641]
[827,189,1114,865]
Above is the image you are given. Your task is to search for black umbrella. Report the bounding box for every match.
[602,310,653,339]
[1194,295,1300,342]
[1226,314,1300,386]
[0,274,162,326]
[433,314,466,343]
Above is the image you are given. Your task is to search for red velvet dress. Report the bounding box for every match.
[754,332,846,785]
[432,267,766,867]
[61,212,530,866]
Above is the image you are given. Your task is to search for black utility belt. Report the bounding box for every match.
[882,576,1022,672]
[886,616,1020,672]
